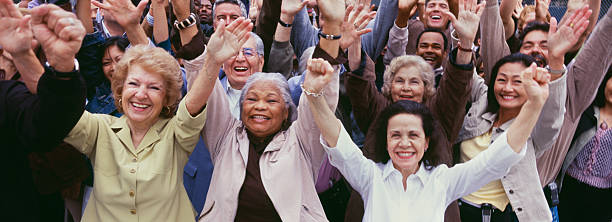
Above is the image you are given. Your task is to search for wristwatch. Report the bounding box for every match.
[45,59,80,78]
[545,64,566,75]
[318,29,341,40]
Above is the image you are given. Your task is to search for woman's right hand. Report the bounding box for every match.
[521,63,550,106]
[303,58,335,94]
[0,0,32,56]
[206,18,253,65]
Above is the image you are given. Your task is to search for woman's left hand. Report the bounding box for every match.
[303,58,334,94]
[207,17,253,65]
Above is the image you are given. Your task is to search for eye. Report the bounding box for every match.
[150,86,161,90]
[102,62,111,67]
[395,79,404,83]
[540,44,548,50]
[409,132,419,138]
[513,80,522,84]
[267,99,278,103]
[231,15,239,20]
[247,97,257,101]
[128,81,138,86]
[410,79,421,84]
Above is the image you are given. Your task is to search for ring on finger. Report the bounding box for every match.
[569,23,574,28]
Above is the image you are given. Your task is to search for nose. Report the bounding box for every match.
[398,137,411,148]
[401,81,411,91]
[253,100,267,110]
[135,85,148,99]
[502,82,513,92]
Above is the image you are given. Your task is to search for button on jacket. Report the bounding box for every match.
[64,99,207,222]
[197,63,340,221]
[457,69,566,221]
[323,126,526,222]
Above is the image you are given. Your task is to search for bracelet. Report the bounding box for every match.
[457,43,473,52]
[146,13,155,26]
[300,84,325,97]
[174,13,197,30]
[318,29,341,40]
[278,19,292,27]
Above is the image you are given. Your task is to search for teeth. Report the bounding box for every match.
[132,103,149,108]
[234,67,248,71]
[397,152,414,157]
[432,15,441,19]
[503,96,514,100]
[252,115,269,120]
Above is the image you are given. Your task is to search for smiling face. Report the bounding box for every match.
[387,113,429,173]
[417,31,445,68]
[121,65,166,129]
[424,0,450,29]
[390,66,426,103]
[102,45,124,81]
[241,80,288,138]
[494,62,528,115]
[223,37,264,90]
[520,30,548,65]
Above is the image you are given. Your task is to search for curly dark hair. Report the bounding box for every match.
[371,100,445,170]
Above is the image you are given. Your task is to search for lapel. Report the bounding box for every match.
[110,116,166,156]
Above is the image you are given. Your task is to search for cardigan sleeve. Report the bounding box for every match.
[479,0,511,83]
[346,53,389,133]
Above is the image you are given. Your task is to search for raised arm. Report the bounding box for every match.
[360,0,397,61]
[92,0,150,45]
[383,0,415,65]
[304,59,340,147]
[185,18,253,116]
[75,0,94,33]
[499,0,519,40]
[480,0,510,82]
[150,0,169,44]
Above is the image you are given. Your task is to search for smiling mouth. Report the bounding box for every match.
[234,66,248,72]
[431,15,441,20]
[396,151,416,159]
[501,95,516,100]
[250,115,270,122]
[398,95,415,100]
[131,102,151,111]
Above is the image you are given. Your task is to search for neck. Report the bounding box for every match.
[127,119,154,136]
[495,107,520,127]
[601,103,612,114]
[104,20,125,37]
[397,163,420,191]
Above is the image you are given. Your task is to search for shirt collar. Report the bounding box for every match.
[382,161,430,186]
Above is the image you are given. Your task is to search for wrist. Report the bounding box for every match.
[279,13,295,24]
[9,49,36,60]
[47,58,77,73]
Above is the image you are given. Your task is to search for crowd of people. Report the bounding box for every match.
[0,0,610,221]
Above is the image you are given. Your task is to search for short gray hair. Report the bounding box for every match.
[382,55,436,102]
[249,32,264,56]
[239,72,297,129]
[212,0,248,19]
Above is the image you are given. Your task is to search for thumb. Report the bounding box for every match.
[442,11,457,25]
[19,15,31,31]
[549,17,558,35]
[136,0,149,15]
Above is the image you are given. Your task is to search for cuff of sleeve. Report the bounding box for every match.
[82,31,106,47]
[349,50,368,76]
[176,97,207,128]
[319,126,353,163]
[175,31,206,60]
[449,48,475,70]
[390,22,408,37]
[312,45,348,65]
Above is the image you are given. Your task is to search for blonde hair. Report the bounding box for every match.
[111,45,183,118]
[382,55,435,103]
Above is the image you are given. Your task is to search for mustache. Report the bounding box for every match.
[530,53,547,67]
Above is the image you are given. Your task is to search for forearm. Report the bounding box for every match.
[480,0,511,82]
[173,0,198,45]
[152,3,169,43]
[319,25,341,59]
[124,24,149,46]
[348,38,362,71]
[11,50,45,93]
[383,23,408,65]
[76,0,94,33]
[184,53,219,116]
[275,13,293,42]
[500,0,518,40]
[507,100,544,152]
[306,94,341,147]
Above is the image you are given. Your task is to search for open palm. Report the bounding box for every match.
[207,18,253,64]
[444,0,485,43]
[548,6,591,58]
[0,0,33,55]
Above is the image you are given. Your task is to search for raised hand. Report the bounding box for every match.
[521,63,550,105]
[207,18,253,64]
[0,0,33,55]
[281,0,309,18]
[339,4,376,50]
[92,0,148,28]
[443,0,485,47]
[512,1,524,19]
[535,0,550,22]
[303,58,335,94]
[31,4,86,72]
[548,5,591,60]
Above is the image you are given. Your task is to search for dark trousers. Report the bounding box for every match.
[558,174,612,222]
[458,199,518,222]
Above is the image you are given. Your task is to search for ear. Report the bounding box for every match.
[257,56,264,71]
[424,137,430,151]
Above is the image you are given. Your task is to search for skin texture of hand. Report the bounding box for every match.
[31,4,86,72]
[0,0,32,55]
[512,1,523,18]
[280,0,308,23]
[303,58,334,94]
[206,18,253,65]
[548,5,591,60]
[92,0,148,28]
[443,0,485,46]
[339,4,376,50]
[521,62,550,105]
[535,0,550,22]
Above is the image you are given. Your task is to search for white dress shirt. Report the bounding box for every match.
[321,127,526,222]
[223,78,242,119]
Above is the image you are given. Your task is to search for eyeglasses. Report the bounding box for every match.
[230,48,257,60]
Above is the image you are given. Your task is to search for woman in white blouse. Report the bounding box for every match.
[303,58,551,221]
